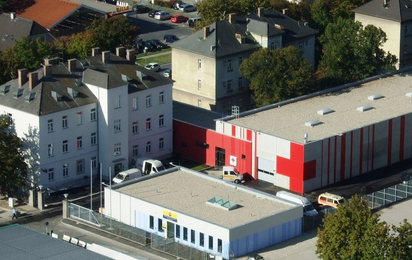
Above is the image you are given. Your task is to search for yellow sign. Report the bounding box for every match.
[163,210,178,222]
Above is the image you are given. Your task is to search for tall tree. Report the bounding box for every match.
[0,115,27,198]
[239,46,315,107]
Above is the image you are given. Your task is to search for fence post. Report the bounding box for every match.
[62,200,69,219]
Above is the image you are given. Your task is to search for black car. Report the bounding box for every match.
[163,34,179,43]
[148,9,160,18]
[147,39,165,49]
[132,5,151,13]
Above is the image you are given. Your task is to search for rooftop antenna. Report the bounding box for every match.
[304,133,308,144]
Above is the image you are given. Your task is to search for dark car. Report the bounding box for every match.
[147,39,165,49]
[163,34,179,43]
[148,9,160,18]
[132,5,151,13]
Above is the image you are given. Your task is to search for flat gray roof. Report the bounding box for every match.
[116,169,294,228]
[226,69,412,144]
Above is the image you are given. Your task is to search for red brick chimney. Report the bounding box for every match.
[44,57,59,65]
[102,51,110,64]
[228,13,237,24]
[92,47,101,57]
[18,69,28,86]
[44,64,52,78]
[126,49,136,63]
[258,7,264,17]
[28,72,38,90]
[116,47,126,58]
[68,59,76,72]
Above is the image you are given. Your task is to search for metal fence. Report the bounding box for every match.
[365,179,412,210]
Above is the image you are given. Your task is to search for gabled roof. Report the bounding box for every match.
[19,0,82,29]
[0,13,51,52]
[353,0,412,22]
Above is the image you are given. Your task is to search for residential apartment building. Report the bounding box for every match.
[354,0,412,69]
[172,7,317,113]
[0,47,173,190]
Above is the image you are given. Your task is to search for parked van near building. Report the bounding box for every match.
[112,168,142,184]
[276,191,318,216]
[318,192,345,208]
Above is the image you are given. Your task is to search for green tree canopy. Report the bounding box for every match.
[0,115,27,198]
[239,46,315,107]
[318,17,397,88]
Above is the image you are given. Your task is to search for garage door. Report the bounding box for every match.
[257,157,274,183]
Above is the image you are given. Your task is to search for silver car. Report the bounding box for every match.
[144,62,160,72]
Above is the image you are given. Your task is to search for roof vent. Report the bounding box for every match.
[0,85,11,95]
[75,81,83,87]
[51,91,63,101]
[207,197,238,211]
[12,88,24,99]
[25,93,36,102]
[305,119,322,127]
[67,87,78,98]
[368,94,383,100]
[121,74,132,82]
[406,92,412,97]
[357,105,373,112]
[317,108,334,115]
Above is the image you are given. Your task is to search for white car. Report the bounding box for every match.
[144,63,160,72]
[154,11,171,20]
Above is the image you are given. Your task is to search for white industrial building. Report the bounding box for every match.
[104,167,302,258]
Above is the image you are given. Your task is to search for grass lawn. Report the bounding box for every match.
[136,53,171,66]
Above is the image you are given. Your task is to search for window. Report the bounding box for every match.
[149,216,154,229]
[115,95,121,108]
[91,156,97,169]
[62,140,68,153]
[227,80,232,92]
[239,56,243,65]
[223,81,226,89]
[63,164,68,177]
[158,219,163,232]
[91,132,97,145]
[218,239,222,253]
[191,229,195,243]
[198,79,201,90]
[146,95,151,107]
[239,99,244,108]
[198,59,202,69]
[146,141,151,153]
[159,138,164,150]
[238,77,243,89]
[132,145,138,157]
[132,121,138,134]
[114,119,121,133]
[176,225,180,238]
[242,154,246,160]
[77,136,83,149]
[48,143,53,157]
[198,99,201,107]
[62,115,68,128]
[114,142,121,155]
[76,159,84,174]
[183,227,188,241]
[48,168,54,181]
[227,59,232,71]
[200,233,204,246]
[77,111,82,124]
[159,91,164,104]
[209,235,213,250]
[90,108,96,121]
[47,119,53,132]
[405,25,408,35]
[132,97,138,110]
[159,115,164,127]
[196,141,209,149]
[146,118,151,130]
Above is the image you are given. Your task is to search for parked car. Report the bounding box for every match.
[132,5,151,13]
[318,192,345,208]
[162,69,172,78]
[188,16,201,28]
[144,62,160,72]
[247,254,264,260]
[180,4,197,12]
[173,1,185,10]
[148,9,160,18]
[147,39,165,49]
[171,14,188,23]
[163,34,179,43]
[154,11,171,20]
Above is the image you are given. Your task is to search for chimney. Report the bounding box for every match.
[28,72,38,90]
[44,57,59,65]
[18,69,28,86]
[68,59,76,72]
[126,49,136,63]
[235,33,244,44]
[257,7,264,17]
[10,12,16,20]
[92,47,101,57]
[116,47,126,58]
[282,8,289,16]
[43,64,52,78]
[204,26,210,39]
[102,51,110,64]
[228,13,237,24]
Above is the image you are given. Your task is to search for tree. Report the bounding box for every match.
[316,194,412,260]
[0,115,28,198]
[239,46,315,107]
[318,17,397,88]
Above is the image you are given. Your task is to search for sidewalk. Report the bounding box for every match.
[0,195,41,226]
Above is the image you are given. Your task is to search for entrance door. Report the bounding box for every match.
[167,222,175,238]
[114,162,123,175]
[215,147,225,166]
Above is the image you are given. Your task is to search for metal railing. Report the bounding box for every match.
[365,179,412,210]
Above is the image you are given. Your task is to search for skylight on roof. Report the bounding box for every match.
[305,119,322,127]
[406,92,412,98]
[317,108,334,115]
[207,197,238,211]
[368,94,384,100]
[357,105,373,112]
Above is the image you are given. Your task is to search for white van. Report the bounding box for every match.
[112,168,142,184]
[276,191,318,216]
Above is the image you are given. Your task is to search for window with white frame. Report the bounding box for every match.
[91,132,97,145]
[63,164,68,177]
[115,95,121,108]
[77,136,83,149]
[77,112,82,124]
[114,119,121,133]
[198,59,202,69]
[114,142,121,155]
[76,159,84,174]
[146,141,151,153]
[47,119,53,132]
[227,80,233,92]
[159,137,164,150]
[62,115,68,128]
[62,140,68,153]
[227,59,232,71]
[159,114,164,127]
[90,108,96,121]
[146,95,151,107]
[132,97,138,110]
[91,156,97,169]
[146,118,151,130]
[48,143,54,157]
[132,145,138,157]
[198,79,201,90]
[159,91,164,104]
[132,121,138,134]
[48,168,54,181]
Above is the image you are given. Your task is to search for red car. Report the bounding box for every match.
[171,14,189,23]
